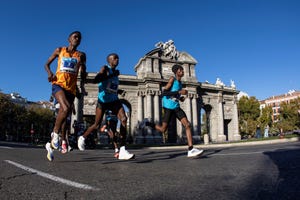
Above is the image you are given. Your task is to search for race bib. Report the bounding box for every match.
[60,57,78,74]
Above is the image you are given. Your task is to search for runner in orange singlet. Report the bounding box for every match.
[44,31,86,161]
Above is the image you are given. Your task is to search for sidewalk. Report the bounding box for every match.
[146,137,300,150]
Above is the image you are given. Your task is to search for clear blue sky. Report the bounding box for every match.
[0,0,299,102]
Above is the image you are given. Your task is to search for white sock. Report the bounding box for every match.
[120,146,125,151]
[52,132,59,139]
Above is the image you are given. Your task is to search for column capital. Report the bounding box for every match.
[137,91,146,96]
[188,93,198,99]
[155,90,161,96]
[146,89,155,96]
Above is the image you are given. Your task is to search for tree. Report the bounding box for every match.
[0,93,15,139]
[277,97,300,132]
[0,92,54,142]
[259,106,273,130]
[238,96,261,137]
[201,110,207,137]
[27,105,54,142]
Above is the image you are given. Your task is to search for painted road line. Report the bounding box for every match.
[4,160,99,191]
[0,146,13,149]
[212,151,264,156]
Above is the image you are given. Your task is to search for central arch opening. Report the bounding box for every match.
[200,105,212,143]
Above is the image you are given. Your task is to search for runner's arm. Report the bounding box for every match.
[161,76,175,96]
[44,47,61,82]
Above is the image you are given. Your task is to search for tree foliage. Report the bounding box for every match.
[259,106,273,129]
[276,97,300,132]
[238,96,261,137]
[0,93,54,142]
[238,96,300,136]
[201,110,207,136]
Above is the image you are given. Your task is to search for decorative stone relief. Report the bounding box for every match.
[155,39,179,60]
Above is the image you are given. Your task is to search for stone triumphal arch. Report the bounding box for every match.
[72,41,241,144]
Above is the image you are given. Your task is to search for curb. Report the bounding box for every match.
[146,137,300,150]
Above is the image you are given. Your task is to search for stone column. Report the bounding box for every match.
[232,95,241,141]
[209,108,218,142]
[191,94,200,143]
[185,95,192,123]
[135,90,146,144]
[154,90,161,123]
[71,78,84,134]
[217,91,226,142]
[182,64,189,81]
[145,89,154,143]
[191,94,198,133]
[153,90,162,143]
[190,64,195,77]
[137,91,144,122]
[146,90,153,120]
[181,94,192,142]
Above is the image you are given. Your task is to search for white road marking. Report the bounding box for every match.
[213,151,264,156]
[210,146,300,156]
[4,160,99,191]
[0,146,13,149]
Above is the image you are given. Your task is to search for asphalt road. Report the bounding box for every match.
[0,141,300,200]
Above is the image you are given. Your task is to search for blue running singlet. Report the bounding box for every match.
[162,77,182,110]
[98,66,119,103]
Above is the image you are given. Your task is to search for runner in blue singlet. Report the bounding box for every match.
[77,53,134,160]
[146,64,204,158]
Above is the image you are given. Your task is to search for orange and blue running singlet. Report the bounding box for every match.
[52,47,81,95]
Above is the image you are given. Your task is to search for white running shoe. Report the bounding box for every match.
[187,148,204,158]
[68,145,73,152]
[118,146,135,160]
[77,136,85,151]
[45,142,54,161]
[51,132,59,150]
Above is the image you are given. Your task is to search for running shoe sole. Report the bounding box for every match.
[118,154,135,160]
[51,139,59,150]
[45,143,54,161]
[188,149,204,158]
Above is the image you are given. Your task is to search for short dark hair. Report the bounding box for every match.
[172,64,183,74]
[106,53,119,62]
[69,31,81,38]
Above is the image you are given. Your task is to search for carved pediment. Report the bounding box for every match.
[135,40,198,81]
[178,52,197,64]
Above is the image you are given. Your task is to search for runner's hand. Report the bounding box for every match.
[48,72,56,82]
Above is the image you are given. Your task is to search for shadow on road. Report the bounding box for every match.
[100,148,225,164]
[238,144,300,200]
